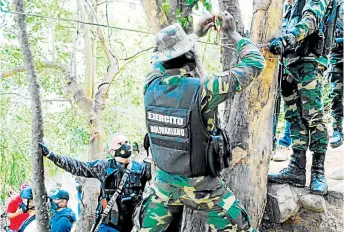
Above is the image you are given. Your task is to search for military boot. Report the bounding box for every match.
[330,130,343,148]
[268,150,306,187]
[310,152,328,195]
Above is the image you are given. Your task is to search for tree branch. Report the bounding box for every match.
[0,61,64,78]
[1,59,92,113]
[79,0,95,98]
[84,0,118,67]
[0,92,72,103]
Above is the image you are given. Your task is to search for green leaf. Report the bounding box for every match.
[187,16,193,23]
[184,20,189,28]
[178,17,186,24]
[162,0,170,14]
[162,3,170,14]
[185,0,195,5]
[175,8,181,17]
[204,1,212,11]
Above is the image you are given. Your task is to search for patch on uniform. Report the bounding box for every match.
[147,111,188,138]
[148,124,188,138]
[147,112,186,126]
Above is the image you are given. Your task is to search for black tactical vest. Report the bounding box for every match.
[100,160,144,228]
[144,75,210,177]
[286,0,338,57]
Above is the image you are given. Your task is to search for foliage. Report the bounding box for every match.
[172,0,212,28]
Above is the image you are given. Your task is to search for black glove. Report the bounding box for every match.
[143,134,150,152]
[39,142,50,156]
[268,33,296,55]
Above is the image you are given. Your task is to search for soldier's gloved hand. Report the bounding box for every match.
[219,11,242,42]
[220,11,236,34]
[268,34,296,55]
[194,15,214,37]
[39,142,51,157]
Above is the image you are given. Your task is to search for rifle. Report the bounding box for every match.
[90,162,133,232]
[272,56,284,150]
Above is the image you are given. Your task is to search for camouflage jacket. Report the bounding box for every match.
[282,0,331,66]
[330,0,344,64]
[47,153,151,196]
[145,38,265,133]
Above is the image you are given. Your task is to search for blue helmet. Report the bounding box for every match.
[20,187,33,200]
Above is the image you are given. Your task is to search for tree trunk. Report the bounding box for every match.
[182,1,246,230]
[220,0,245,68]
[219,0,245,125]
[72,3,118,228]
[221,0,283,228]
[13,0,50,231]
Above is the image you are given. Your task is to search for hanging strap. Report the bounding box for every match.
[91,162,133,232]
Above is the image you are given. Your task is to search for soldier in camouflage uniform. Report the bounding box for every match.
[329,0,343,148]
[133,12,265,232]
[267,0,335,195]
[39,134,151,232]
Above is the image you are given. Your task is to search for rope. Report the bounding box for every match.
[0,9,235,48]
[1,9,155,35]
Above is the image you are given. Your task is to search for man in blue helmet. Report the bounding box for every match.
[17,187,36,232]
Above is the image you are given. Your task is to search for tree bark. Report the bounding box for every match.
[219,0,245,125]
[13,0,50,231]
[220,0,245,68]
[79,0,96,99]
[0,61,63,79]
[221,0,283,228]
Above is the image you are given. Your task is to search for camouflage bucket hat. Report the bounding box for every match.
[152,23,198,62]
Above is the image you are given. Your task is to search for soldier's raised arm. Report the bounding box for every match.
[200,12,266,110]
[39,142,106,179]
[269,0,330,55]
[289,0,330,41]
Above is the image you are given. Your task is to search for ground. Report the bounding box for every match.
[269,144,344,190]
[266,143,343,232]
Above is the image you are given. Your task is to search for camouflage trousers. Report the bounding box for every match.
[329,62,343,131]
[132,169,255,232]
[282,61,328,153]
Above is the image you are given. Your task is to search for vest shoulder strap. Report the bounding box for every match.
[144,70,164,94]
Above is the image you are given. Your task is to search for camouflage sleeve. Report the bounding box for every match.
[47,153,107,179]
[288,0,330,41]
[201,38,265,110]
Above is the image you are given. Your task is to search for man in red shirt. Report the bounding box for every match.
[6,183,30,231]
